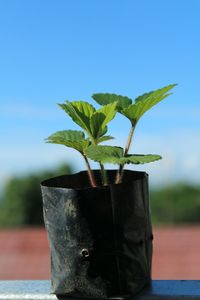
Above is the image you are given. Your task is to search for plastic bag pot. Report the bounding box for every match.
[41,170,153,299]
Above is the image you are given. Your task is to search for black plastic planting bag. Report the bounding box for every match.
[41,170,153,298]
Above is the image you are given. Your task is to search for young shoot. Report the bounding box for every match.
[92,83,177,183]
[46,101,117,186]
[45,84,177,186]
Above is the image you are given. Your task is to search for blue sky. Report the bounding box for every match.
[1,0,200,187]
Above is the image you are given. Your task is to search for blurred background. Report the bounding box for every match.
[1,0,200,280]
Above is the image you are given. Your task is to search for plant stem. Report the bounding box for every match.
[124,125,135,155]
[115,165,123,184]
[92,137,108,186]
[83,154,97,187]
[99,163,108,186]
[115,124,135,184]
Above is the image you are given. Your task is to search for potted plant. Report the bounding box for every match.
[41,84,176,298]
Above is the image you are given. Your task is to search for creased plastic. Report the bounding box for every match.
[41,170,153,298]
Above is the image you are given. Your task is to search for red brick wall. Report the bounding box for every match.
[0,227,200,279]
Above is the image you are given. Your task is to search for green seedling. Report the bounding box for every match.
[46,101,117,187]
[92,84,177,183]
[46,84,177,187]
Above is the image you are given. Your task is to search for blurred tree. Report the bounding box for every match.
[0,164,73,227]
[1,165,200,227]
[150,183,200,224]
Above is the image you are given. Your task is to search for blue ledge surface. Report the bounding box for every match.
[0,280,200,300]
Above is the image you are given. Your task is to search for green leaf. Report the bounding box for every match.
[135,84,177,103]
[119,154,162,165]
[45,130,90,153]
[59,101,95,135]
[97,102,117,128]
[135,90,155,103]
[97,135,114,144]
[85,145,123,164]
[90,112,106,139]
[92,93,132,111]
[90,102,117,141]
[122,84,177,124]
[46,130,85,141]
[85,145,162,165]
[99,125,108,137]
[58,101,116,144]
